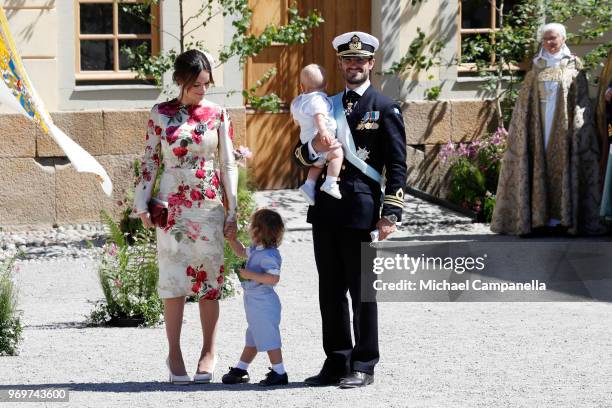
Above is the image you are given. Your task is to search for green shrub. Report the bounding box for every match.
[88,211,163,327]
[221,167,255,298]
[439,128,507,222]
[0,257,23,356]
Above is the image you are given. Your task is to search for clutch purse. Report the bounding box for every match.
[148,198,168,228]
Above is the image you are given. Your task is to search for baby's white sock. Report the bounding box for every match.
[324,176,337,184]
[271,362,286,375]
[304,179,316,188]
[236,360,250,370]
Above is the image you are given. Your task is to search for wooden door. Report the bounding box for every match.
[245,0,371,189]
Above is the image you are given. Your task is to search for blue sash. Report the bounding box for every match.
[331,92,383,185]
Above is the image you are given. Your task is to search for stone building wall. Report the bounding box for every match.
[0,108,246,228]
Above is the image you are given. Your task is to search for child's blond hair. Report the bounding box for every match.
[300,63,327,91]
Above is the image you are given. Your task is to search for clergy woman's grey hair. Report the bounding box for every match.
[538,23,567,42]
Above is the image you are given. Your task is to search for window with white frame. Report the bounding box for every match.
[76,0,159,83]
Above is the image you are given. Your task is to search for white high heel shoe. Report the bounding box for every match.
[194,355,218,384]
[166,357,192,385]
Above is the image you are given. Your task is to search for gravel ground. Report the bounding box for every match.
[2,191,612,407]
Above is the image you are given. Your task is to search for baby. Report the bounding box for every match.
[290,64,343,205]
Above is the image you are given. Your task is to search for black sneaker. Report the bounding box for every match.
[258,368,289,386]
[221,367,250,384]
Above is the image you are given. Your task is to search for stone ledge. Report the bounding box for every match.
[37,111,105,157]
[0,158,55,225]
[55,154,140,224]
[0,114,37,158]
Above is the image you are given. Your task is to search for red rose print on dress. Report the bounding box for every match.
[192,282,201,293]
[203,288,219,300]
[186,265,196,277]
[173,146,188,157]
[166,126,180,144]
[196,270,207,282]
[191,129,202,144]
[157,102,180,117]
[190,105,216,122]
[190,190,203,201]
[211,173,220,189]
[195,169,205,179]
[204,189,216,199]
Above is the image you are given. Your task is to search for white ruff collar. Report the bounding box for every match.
[533,44,572,68]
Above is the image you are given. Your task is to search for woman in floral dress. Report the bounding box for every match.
[133,50,238,383]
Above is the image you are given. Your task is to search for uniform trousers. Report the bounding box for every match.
[312,222,379,375]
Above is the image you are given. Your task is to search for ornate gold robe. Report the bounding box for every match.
[491,56,605,235]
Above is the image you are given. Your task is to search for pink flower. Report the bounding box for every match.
[204,189,216,199]
[211,173,220,189]
[217,275,224,285]
[190,105,216,122]
[192,130,202,144]
[237,145,252,159]
[184,200,193,208]
[438,141,455,164]
[107,243,117,256]
[195,169,205,179]
[114,279,122,288]
[155,126,162,136]
[148,119,154,128]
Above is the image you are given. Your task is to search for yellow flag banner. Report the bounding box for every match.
[0,7,112,196]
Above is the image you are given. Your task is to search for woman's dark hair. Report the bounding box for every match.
[172,49,214,90]
[250,209,285,248]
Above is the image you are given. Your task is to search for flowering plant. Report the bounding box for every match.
[0,256,22,356]
[234,145,253,168]
[438,128,508,222]
[88,211,163,327]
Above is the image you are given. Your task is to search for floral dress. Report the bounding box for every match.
[134,99,237,300]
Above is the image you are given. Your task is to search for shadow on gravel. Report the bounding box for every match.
[0,382,310,392]
[25,322,91,330]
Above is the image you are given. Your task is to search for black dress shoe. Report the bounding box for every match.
[304,367,347,386]
[221,367,250,384]
[338,371,374,388]
[258,368,289,386]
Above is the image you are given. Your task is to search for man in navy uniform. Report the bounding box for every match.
[293,31,407,388]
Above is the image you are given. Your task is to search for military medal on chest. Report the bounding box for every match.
[345,100,354,116]
[357,111,380,130]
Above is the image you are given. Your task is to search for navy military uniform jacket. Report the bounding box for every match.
[293,85,407,230]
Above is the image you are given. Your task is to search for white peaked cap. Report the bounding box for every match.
[332,31,379,57]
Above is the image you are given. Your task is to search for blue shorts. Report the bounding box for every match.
[243,286,282,351]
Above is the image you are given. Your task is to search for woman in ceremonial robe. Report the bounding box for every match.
[491,23,604,236]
